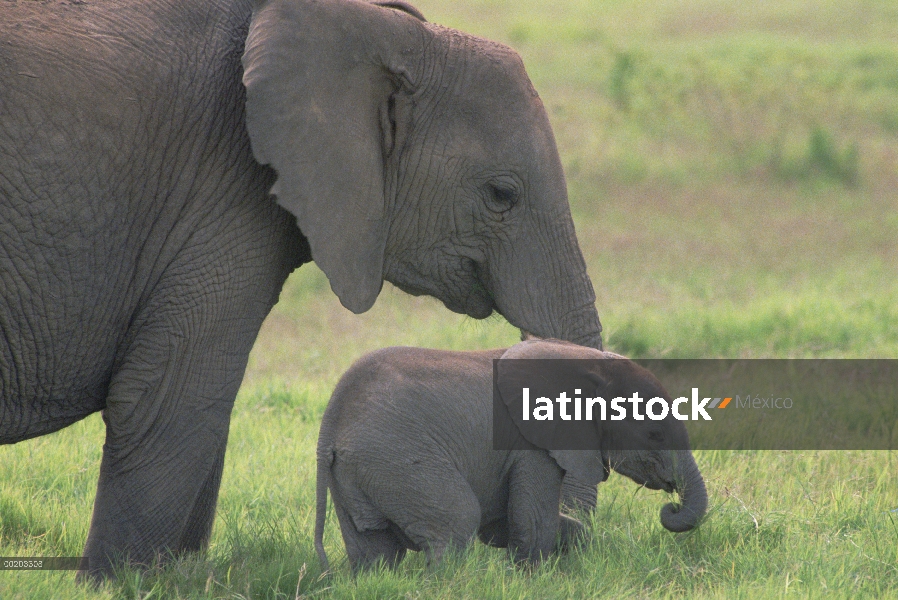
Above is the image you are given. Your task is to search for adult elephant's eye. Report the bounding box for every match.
[486,183,519,214]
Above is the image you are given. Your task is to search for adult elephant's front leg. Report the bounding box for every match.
[81,225,298,580]
[82,316,243,578]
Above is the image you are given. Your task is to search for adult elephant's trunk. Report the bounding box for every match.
[660,450,708,532]
[556,302,604,350]
[487,205,604,351]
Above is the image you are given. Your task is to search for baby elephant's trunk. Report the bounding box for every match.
[660,450,707,532]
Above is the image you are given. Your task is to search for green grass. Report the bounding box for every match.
[3,0,897,597]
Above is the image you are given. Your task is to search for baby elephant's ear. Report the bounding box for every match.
[497,340,607,470]
[499,341,624,487]
[369,0,427,21]
[494,353,564,450]
[548,450,608,487]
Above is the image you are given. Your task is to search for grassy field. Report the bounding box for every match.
[2,0,897,597]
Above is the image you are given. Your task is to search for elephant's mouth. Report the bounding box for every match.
[643,481,663,492]
[438,288,493,319]
[601,451,611,482]
[441,260,495,319]
[386,259,495,319]
[640,478,676,494]
[461,281,495,319]
[461,261,496,318]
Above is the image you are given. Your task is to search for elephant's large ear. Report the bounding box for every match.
[242,0,425,313]
[497,340,611,485]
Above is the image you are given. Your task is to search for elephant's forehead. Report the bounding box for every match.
[427,24,535,100]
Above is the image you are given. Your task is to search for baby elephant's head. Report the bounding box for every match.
[498,340,708,533]
[597,358,707,532]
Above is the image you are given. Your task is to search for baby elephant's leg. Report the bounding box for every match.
[506,452,566,563]
[480,514,585,551]
[371,461,481,565]
[331,499,406,572]
[478,518,509,548]
[557,514,587,551]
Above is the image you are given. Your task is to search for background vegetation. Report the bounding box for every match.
[2,0,897,597]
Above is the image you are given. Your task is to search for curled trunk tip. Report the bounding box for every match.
[660,453,708,532]
[660,500,704,532]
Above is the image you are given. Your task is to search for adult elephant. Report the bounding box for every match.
[0,0,603,579]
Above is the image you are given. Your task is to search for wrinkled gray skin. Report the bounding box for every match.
[316,340,707,572]
[0,0,603,580]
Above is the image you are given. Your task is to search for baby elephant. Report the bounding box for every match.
[314,339,707,572]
